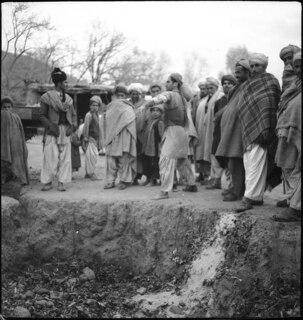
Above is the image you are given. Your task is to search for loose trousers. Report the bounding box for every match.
[106,153,136,184]
[41,135,72,184]
[85,141,98,175]
[243,143,267,201]
[160,156,196,193]
[282,167,301,210]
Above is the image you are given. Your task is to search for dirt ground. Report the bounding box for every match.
[24,135,284,217]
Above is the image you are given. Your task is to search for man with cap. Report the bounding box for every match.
[235,53,281,212]
[39,67,77,191]
[216,60,251,201]
[128,83,147,185]
[190,81,208,125]
[279,44,301,92]
[102,84,137,190]
[1,96,30,198]
[273,51,301,222]
[194,77,224,185]
[144,73,198,200]
[206,74,236,190]
[142,83,165,186]
[82,95,103,180]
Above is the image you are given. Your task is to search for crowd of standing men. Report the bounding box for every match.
[1,45,301,222]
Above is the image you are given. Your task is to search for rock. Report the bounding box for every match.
[24,290,35,298]
[79,274,88,282]
[83,267,95,280]
[35,299,48,306]
[179,301,186,307]
[66,278,78,287]
[86,298,97,305]
[13,306,31,318]
[136,287,147,295]
[36,287,49,294]
[123,300,136,309]
[46,301,54,307]
[169,305,184,315]
[50,290,64,299]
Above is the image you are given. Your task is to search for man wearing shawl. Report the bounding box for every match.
[1,96,30,197]
[144,73,198,200]
[194,77,224,185]
[279,44,301,92]
[206,75,236,190]
[273,52,301,222]
[190,81,208,125]
[235,53,281,212]
[40,68,77,191]
[128,83,147,185]
[216,60,251,201]
[82,95,103,180]
[102,85,137,190]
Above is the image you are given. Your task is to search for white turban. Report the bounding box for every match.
[249,53,269,68]
[206,77,220,87]
[128,83,143,94]
[89,95,102,106]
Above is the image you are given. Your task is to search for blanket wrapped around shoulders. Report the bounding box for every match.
[275,78,301,169]
[1,110,29,184]
[103,99,136,147]
[237,72,281,150]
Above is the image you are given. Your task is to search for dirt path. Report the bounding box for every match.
[24,135,284,217]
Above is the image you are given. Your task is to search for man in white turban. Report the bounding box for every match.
[194,77,224,186]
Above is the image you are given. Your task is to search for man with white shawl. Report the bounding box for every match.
[128,83,147,185]
[82,95,103,180]
[144,73,198,200]
[194,77,224,185]
[102,85,137,190]
[39,68,77,191]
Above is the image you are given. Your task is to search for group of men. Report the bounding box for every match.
[1,44,301,222]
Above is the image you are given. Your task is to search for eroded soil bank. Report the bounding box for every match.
[1,194,301,318]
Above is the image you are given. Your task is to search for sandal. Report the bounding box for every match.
[41,183,52,191]
[104,183,115,189]
[118,182,128,190]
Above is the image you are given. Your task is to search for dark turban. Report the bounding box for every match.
[170,73,183,86]
[1,96,14,107]
[51,67,67,84]
[221,74,237,86]
[279,44,301,60]
[114,84,128,95]
[235,59,250,71]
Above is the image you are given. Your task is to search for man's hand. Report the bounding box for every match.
[144,100,155,108]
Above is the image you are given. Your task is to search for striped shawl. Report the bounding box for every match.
[237,72,281,150]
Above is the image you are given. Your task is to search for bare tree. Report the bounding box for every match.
[183,52,209,88]
[1,2,51,94]
[225,45,250,74]
[76,22,126,84]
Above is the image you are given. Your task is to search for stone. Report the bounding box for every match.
[46,301,55,307]
[13,306,31,318]
[169,305,184,315]
[86,298,97,305]
[50,290,64,299]
[24,290,35,298]
[82,267,95,280]
[35,299,48,306]
[79,274,88,282]
[136,287,147,295]
[66,278,78,287]
[36,287,49,294]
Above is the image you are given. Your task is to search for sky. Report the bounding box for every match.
[1,1,301,86]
